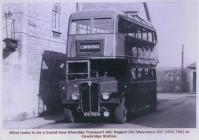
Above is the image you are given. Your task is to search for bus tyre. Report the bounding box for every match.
[114,97,127,123]
[150,95,157,112]
[73,111,81,123]
[64,108,75,123]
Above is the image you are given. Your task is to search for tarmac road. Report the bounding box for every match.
[36,93,196,129]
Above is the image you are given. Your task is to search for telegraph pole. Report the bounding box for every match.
[76,3,79,11]
[181,44,184,92]
[143,2,151,22]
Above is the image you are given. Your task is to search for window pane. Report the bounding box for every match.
[118,19,126,33]
[52,10,60,31]
[142,32,148,40]
[70,19,91,34]
[138,48,144,58]
[68,62,88,73]
[131,47,137,57]
[93,18,114,33]
[148,32,152,41]
[67,62,88,80]
[69,18,114,34]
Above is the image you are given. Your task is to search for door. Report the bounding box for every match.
[193,72,196,92]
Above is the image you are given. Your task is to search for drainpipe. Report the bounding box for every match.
[181,44,184,92]
[76,3,78,11]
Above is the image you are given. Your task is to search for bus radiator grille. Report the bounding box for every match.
[81,82,99,112]
[91,83,99,112]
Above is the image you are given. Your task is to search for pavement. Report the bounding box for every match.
[3,114,64,129]
[3,93,196,129]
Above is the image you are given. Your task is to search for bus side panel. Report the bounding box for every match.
[127,80,156,111]
[127,82,147,108]
[115,34,125,56]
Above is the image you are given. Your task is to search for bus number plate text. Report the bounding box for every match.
[83,112,100,117]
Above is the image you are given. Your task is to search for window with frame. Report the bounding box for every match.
[118,18,127,33]
[118,18,157,44]
[4,12,16,39]
[138,47,144,58]
[138,67,142,76]
[67,61,89,80]
[130,67,136,81]
[131,47,137,57]
[69,18,114,35]
[147,69,156,80]
[52,3,61,32]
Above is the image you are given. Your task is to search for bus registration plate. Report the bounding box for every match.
[83,112,100,117]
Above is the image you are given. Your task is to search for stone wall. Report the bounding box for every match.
[157,67,193,93]
[2,3,76,121]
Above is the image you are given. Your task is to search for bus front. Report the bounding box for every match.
[66,10,120,58]
[60,10,128,123]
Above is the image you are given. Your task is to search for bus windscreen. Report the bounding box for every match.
[69,18,114,35]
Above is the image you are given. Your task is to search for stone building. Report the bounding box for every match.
[2,3,76,120]
[157,65,196,93]
[187,63,196,92]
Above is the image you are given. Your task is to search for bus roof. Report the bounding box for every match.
[70,9,155,31]
[70,9,124,19]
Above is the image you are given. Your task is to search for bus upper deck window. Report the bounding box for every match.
[70,19,91,35]
[93,18,114,34]
[69,18,114,35]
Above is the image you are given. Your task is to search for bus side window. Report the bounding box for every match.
[148,32,153,42]
[118,18,124,33]
[144,68,148,76]
[148,68,155,80]
[137,67,142,80]
[138,48,144,58]
[141,68,146,80]
[131,67,154,81]
[153,69,156,79]
[137,67,148,81]
[130,67,136,81]
[118,18,127,33]
[131,47,137,57]
[152,32,157,43]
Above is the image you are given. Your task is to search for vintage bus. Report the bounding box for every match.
[40,9,158,123]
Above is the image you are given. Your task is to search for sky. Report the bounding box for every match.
[148,2,197,67]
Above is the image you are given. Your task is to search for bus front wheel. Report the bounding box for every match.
[64,108,75,123]
[114,97,127,123]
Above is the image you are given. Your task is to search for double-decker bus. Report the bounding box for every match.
[40,9,158,123]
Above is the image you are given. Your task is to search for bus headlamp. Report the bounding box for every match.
[71,92,80,101]
[102,92,110,100]
[62,86,65,90]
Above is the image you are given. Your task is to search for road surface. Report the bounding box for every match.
[36,93,196,129]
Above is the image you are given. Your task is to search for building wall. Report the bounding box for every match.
[2,3,76,120]
[157,67,195,93]
[187,69,196,92]
[3,3,27,121]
